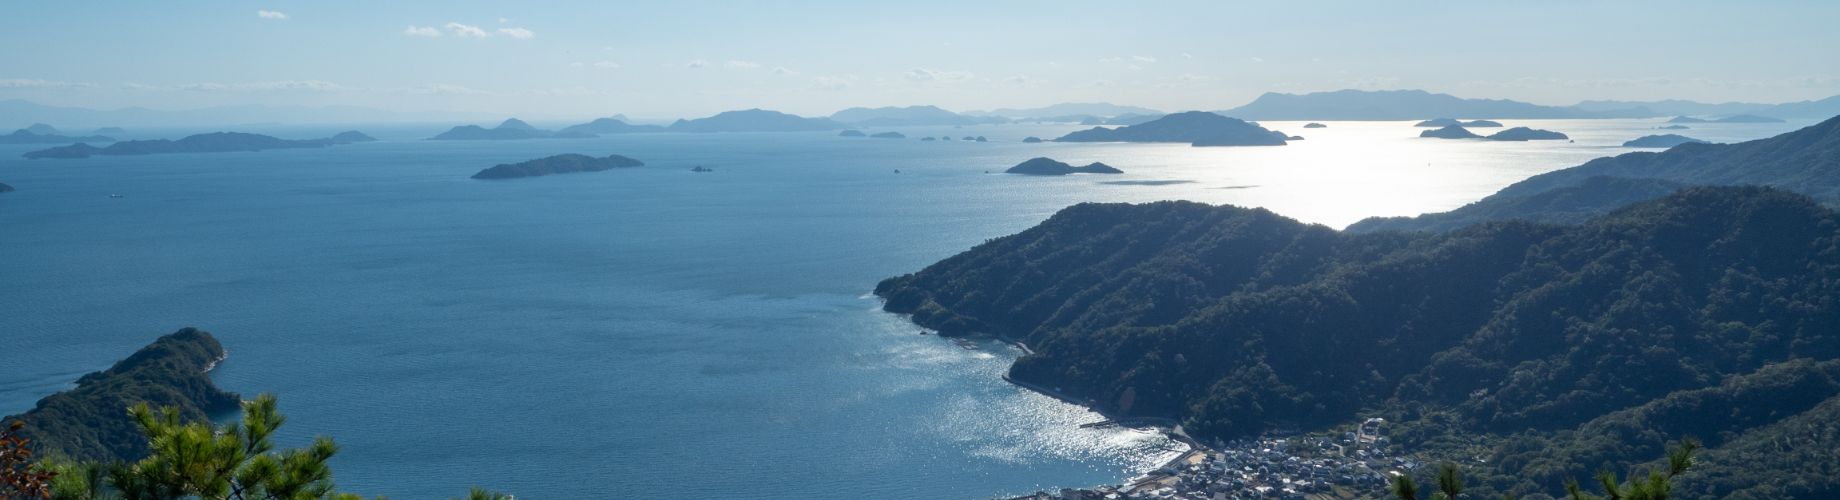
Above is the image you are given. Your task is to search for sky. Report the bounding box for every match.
[3,0,1838,120]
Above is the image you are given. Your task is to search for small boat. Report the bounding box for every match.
[690,165,713,172]
[108,194,123,198]
[893,169,901,174]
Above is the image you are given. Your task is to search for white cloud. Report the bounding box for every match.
[257,10,288,20]
[593,61,621,69]
[498,17,510,24]
[1132,55,1157,63]
[1098,57,1123,63]
[496,27,534,39]
[445,22,489,38]
[403,26,441,37]
[175,80,347,93]
[1181,52,1194,59]
[904,68,973,83]
[1251,57,1265,63]
[686,59,709,68]
[726,60,760,69]
[0,78,93,89]
[770,66,798,76]
[401,84,489,95]
[811,75,855,90]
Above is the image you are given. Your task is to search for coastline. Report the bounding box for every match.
[918,321,1208,493]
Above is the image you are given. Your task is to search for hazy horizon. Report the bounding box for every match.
[5,1,1838,120]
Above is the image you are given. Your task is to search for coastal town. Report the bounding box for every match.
[1010,419,1417,500]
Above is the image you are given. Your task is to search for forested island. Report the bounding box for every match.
[470,153,645,179]
[1350,115,1840,233]
[1054,111,1289,147]
[1482,127,1568,141]
[877,186,1840,498]
[1623,134,1707,148]
[2,328,238,462]
[1419,125,1480,139]
[22,131,375,159]
[1004,157,1123,175]
[557,117,664,135]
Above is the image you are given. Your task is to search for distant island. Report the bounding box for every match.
[1302,122,1327,128]
[93,126,127,135]
[1484,127,1568,141]
[1658,124,1691,130]
[667,109,843,133]
[1669,114,1787,124]
[0,182,12,193]
[839,130,866,137]
[23,131,375,159]
[1622,134,1707,148]
[920,137,937,141]
[1022,136,1043,143]
[1004,157,1123,175]
[1,128,115,144]
[2,327,239,462]
[1419,125,1480,139]
[431,118,594,140]
[1415,118,1504,128]
[1347,115,1840,233]
[556,117,665,135]
[870,131,906,139]
[1054,111,1288,147]
[470,153,644,180]
[829,105,1000,126]
[962,102,1164,122]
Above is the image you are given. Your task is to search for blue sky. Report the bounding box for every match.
[3,1,1837,119]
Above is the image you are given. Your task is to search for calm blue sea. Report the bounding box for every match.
[0,118,1809,498]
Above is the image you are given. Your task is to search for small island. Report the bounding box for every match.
[974,136,988,142]
[1462,119,1504,127]
[870,131,906,139]
[431,118,593,140]
[1302,123,1327,128]
[1414,118,1463,127]
[1022,136,1043,143]
[1056,111,1288,147]
[1004,157,1124,175]
[23,131,376,159]
[1484,127,1569,141]
[470,153,644,180]
[1658,124,1691,130]
[0,182,13,193]
[1622,134,1707,148]
[839,130,867,137]
[1668,115,1709,123]
[1420,125,1481,139]
[690,165,714,173]
[1711,114,1786,123]
[920,137,937,141]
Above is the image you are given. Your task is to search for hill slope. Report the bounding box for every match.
[877,187,1840,497]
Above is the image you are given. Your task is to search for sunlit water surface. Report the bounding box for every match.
[0,118,1808,498]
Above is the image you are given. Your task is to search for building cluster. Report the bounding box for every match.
[1012,428,1419,500]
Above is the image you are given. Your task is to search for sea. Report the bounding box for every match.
[0,118,1811,498]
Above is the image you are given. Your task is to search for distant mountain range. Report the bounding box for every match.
[1348,114,1840,233]
[0,99,507,128]
[1219,89,1647,120]
[1054,111,1289,147]
[24,131,375,159]
[1220,89,1840,121]
[667,109,843,133]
